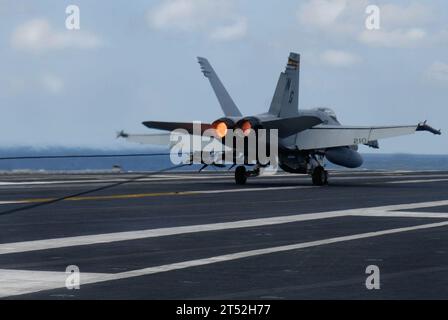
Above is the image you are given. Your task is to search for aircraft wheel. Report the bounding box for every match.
[312,167,327,186]
[235,166,247,185]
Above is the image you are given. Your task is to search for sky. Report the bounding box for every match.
[0,0,447,154]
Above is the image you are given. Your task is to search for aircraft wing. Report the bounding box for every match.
[295,123,440,150]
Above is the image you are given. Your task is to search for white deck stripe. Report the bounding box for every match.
[0,269,106,298]
[1,173,448,186]
[387,178,448,184]
[0,201,24,205]
[360,211,448,219]
[102,220,448,281]
[365,199,448,211]
[2,219,448,298]
[0,210,355,254]
[1,176,448,206]
[1,199,447,255]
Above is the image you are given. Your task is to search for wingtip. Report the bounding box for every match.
[116,130,128,139]
[417,121,442,135]
[142,121,152,129]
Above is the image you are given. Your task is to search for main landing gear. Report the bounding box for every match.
[235,165,261,185]
[311,166,328,186]
[235,166,247,185]
[234,164,328,186]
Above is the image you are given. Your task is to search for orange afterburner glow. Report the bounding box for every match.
[214,121,228,138]
[241,121,252,136]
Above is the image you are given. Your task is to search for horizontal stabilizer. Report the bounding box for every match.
[142,121,213,135]
[118,131,173,145]
[119,131,229,152]
[262,116,322,138]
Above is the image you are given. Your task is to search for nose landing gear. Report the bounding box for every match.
[234,160,328,186]
[235,166,247,185]
[235,165,262,185]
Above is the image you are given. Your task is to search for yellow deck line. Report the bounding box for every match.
[14,191,198,204]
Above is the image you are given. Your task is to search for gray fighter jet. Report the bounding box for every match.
[121,52,441,186]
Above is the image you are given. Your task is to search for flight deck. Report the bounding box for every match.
[0,170,448,299]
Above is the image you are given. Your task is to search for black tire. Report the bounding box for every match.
[235,166,247,185]
[312,167,326,186]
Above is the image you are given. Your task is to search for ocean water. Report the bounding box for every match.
[0,147,447,173]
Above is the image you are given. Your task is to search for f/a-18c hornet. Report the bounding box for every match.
[120,52,441,186]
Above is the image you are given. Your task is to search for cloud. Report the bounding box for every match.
[426,61,448,83]
[359,28,426,48]
[358,3,431,47]
[40,74,64,94]
[297,0,367,34]
[3,74,65,96]
[149,0,207,31]
[298,0,347,29]
[379,3,432,29]
[320,50,360,67]
[297,1,433,48]
[209,17,247,41]
[11,18,102,53]
[147,0,247,41]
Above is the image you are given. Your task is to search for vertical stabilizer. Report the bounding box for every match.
[197,57,242,117]
[268,52,300,117]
